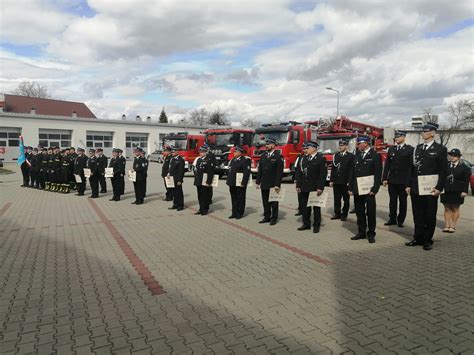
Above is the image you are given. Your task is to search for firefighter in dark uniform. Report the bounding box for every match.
[441,149,471,233]
[161,146,174,201]
[205,144,216,205]
[256,137,284,225]
[140,149,148,197]
[87,148,100,198]
[74,148,88,196]
[193,146,215,215]
[59,149,70,193]
[109,148,126,201]
[405,122,448,250]
[382,130,414,227]
[226,146,251,219]
[45,147,54,190]
[349,136,382,243]
[68,147,77,190]
[20,146,32,187]
[293,144,307,216]
[38,148,47,189]
[50,146,62,192]
[329,140,354,221]
[29,148,39,188]
[131,147,148,205]
[168,146,185,211]
[96,148,108,193]
[296,141,327,233]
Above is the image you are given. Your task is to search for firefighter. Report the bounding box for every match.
[226,146,251,219]
[96,148,108,193]
[73,148,88,196]
[293,144,307,216]
[50,146,62,192]
[131,147,148,205]
[255,137,284,225]
[109,148,126,201]
[20,146,32,187]
[38,148,48,190]
[382,130,414,227]
[193,146,215,215]
[60,149,71,193]
[68,147,77,190]
[161,146,174,201]
[88,148,100,198]
[168,146,185,211]
[405,122,448,251]
[29,148,39,188]
[329,140,354,221]
[349,136,382,243]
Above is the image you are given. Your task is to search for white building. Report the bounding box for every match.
[0,95,204,162]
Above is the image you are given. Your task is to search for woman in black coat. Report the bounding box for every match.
[441,149,471,233]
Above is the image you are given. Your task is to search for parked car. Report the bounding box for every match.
[461,159,474,195]
[148,150,163,163]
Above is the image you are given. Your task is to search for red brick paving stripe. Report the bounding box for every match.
[194,208,331,265]
[88,199,165,296]
[0,202,12,217]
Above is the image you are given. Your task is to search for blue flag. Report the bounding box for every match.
[17,136,27,166]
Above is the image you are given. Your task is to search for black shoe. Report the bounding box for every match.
[294,211,302,216]
[109,198,115,201]
[228,215,236,219]
[259,219,271,224]
[132,201,137,204]
[349,209,356,214]
[423,243,432,251]
[384,220,397,226]
[297,225,311,231]
[269,220,277,226]
[313,227,320,233]
[100,190,107,193]
[235,215,243,220]
[136,202,143,205]
[351,234,366,240]
[194,211,202,215]
[340,216,347,221]
[330,215,341,220]
[368,236,375,243]
[176,207,184,211]
[162,198,168,201]
[397,223,404,228]
[201,211,208,216]
[115,198,120,201]
[168,206,177,210]
[77,193,84,196]
[405,240,421,246]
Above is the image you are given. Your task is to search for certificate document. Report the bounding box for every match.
[165,176,175,188]
[236,173,252,187]
[307,191,329,207]
[269,188,285,202]
[202,173,219,187]
[83,168,91,178]
[418,175,438,195]
[74,174,82,183]
[357,175,374,195]
[128,170,136,182]
[105,168,114,178]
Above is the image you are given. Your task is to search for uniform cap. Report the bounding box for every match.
[356,136,370,143]
[265,137,277,145]
[89,148,95,153]
[422,122,439,131]
[77,148,85,152]
[338,139,349,146]
[448,148,462,156]
[41,148,47,152]
[170,145,178,151]
[306,141,319,148]
[96,148,103,152]
[302,143,308,149]
[395,130,407,137]
[69,147,75,150]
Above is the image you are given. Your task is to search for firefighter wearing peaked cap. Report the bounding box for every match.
[109,148,126,201]
[226,146,251,219]
[329,139,354,221]
[132,147,148,205]
[193,146,215,215]
[74,148,88,196]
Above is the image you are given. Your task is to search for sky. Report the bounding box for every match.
[0,0,473,127]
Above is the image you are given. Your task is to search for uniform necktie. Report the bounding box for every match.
[423,144,428,151]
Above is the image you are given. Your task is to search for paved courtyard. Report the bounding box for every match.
[0,162,473,355]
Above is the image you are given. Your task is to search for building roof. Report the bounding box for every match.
[0,94,96,119]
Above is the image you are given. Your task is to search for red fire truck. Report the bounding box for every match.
[305,116,395,180]
[162,132,205,172]
[203,128,254,176]
[251,121,307,176]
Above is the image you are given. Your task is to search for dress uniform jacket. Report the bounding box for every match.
[408,142,448,194]
[162,155,172,177]
[194,155,215,186]
[349,149,382,195]
[169,155,185,183]
[296,153,327,192]
[110,156,126,176]
[256,150,283,189]
[74,155,88,176]
[330,151,354,185]
[444,162,471,193]
[133,156,148,181]
[382,144,414,185]
[226,156,251,187]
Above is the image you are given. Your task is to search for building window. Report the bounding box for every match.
[0,128,21,147]
[126,133,148,149]
[38,129,71,148]
[86,131,113,149]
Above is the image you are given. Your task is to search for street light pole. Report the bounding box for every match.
[326,87,340,119]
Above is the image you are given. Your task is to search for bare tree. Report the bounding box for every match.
[12,81,52,98]
[208,108,229,125]
[241,117,259,128]
[431,99,474,146]
[188,108,209,126]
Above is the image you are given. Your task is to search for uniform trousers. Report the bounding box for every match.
[196,186,211,213]
[133,179,146,203]
[333,183,350,217]
[261,189,279,221]
[300,191,321,227]
[388,183,408,224]
[354,194,377,237]
[229,186,246,217]
[411,194,438,245]
[172,184,184,208]
[111,175,124,200]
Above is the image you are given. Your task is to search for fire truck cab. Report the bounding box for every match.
[203,128,254,176]
[162,132,205,172]
[251,121,306,176]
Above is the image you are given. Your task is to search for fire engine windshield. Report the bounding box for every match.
[318,138,356,154]
[253,131,289,146]
[164,138,187,150]
[206,133,235,147]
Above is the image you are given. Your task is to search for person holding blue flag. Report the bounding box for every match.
[18,136,32,187]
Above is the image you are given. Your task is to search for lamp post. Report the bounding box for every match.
[326,87,340,119]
